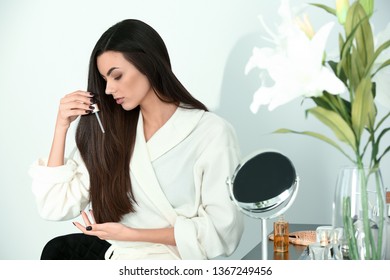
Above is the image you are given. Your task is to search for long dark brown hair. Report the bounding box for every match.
[76,19,207,223]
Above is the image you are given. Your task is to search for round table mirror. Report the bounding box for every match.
[227,150,299,259]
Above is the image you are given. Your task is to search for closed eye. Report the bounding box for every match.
[114,74,122,81]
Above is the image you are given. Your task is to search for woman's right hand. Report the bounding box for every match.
[56,90,94,130]
[48,91,94,167]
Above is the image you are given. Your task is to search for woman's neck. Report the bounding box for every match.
[140,97,178,142]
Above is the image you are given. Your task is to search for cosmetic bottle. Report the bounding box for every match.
[324,228,343,260]
[273,215,289,253]
[309,230,328,260]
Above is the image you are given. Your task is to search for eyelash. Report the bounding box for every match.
[114,75,122,81]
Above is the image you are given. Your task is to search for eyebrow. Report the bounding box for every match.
[106,67,119,77]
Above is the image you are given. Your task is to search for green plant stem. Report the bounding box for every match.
[375,171,385,259]
[343,160,382,260]
[343,196,358,259]
[357,164,373,259]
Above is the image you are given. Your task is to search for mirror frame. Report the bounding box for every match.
[226,149,300,259]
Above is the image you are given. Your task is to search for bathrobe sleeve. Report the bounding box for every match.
[28,150,90,221]
[174,120,244,259]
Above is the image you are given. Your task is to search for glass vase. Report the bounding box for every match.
[332,166,387,260]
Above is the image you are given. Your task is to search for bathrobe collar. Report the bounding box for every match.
[144,106,205,161]
[130,106,205,225]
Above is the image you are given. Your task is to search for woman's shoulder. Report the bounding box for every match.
[196,111,238,143]
[176,106,238,142]
[202,111,235,131]
[193,111,241,157]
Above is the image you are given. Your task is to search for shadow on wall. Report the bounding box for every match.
[213,32,286,260]
[213,32,314,156]
[212,32,279,260]
[214,32,264,156]
[214,31,324,162]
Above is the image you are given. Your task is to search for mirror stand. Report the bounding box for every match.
[261,218,267,260]
[259,183,299,260]
[228,182,299,260]
[227,150,299,260]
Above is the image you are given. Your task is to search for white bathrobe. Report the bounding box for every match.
[29,107,244,260]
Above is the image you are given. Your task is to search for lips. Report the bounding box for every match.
[115,97,124,105]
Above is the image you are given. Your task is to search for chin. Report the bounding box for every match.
[121,103,138,111]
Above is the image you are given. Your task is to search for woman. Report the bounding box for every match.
[29,19,244,260]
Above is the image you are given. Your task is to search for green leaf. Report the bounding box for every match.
[312,92,342,113]
[337,35,346,78]
[353,3,374,67]
[309,3,337,15]
[329,60,347,84]
[341,2,374,88]
[358,0,374,16]
[351,77,373,140]
[371,81,377,100]
[308,107,357,151]
[339,20,365,93]
[375,111,390,132]
[338,32,353,82]
[377,128,390,142]
[344,2,359,37]
[351,45,364,87]
[372,128,390,163]
[367,101,377,130]
[312,96,334,111]
[313,92,352,125]
[378,146,390,163]
[274,128,356,163]
[365,40,390,77]
[340,1,374,93]
[371,58,390,77]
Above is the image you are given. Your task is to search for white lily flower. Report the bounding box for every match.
[246,0,346,113]
[372,22,390,109]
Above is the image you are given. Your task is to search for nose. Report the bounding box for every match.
[105,81,115,95]
[105,88,112,95]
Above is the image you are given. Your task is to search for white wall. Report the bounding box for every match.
[0,0,389,260]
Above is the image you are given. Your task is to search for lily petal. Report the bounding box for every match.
[246,3,346,112]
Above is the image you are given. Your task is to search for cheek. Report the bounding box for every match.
[125,74,151,94]
[139,77,152,93]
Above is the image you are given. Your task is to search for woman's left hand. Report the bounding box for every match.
[74,210,176,246]
[73,210,135,241]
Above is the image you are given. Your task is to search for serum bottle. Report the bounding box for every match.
[309,230,329,260]
[273,215,289,253]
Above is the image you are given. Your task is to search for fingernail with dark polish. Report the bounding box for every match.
[86,226,92,231]
[72,222,76,226]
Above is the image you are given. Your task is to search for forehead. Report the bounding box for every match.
[97,51,128,73]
